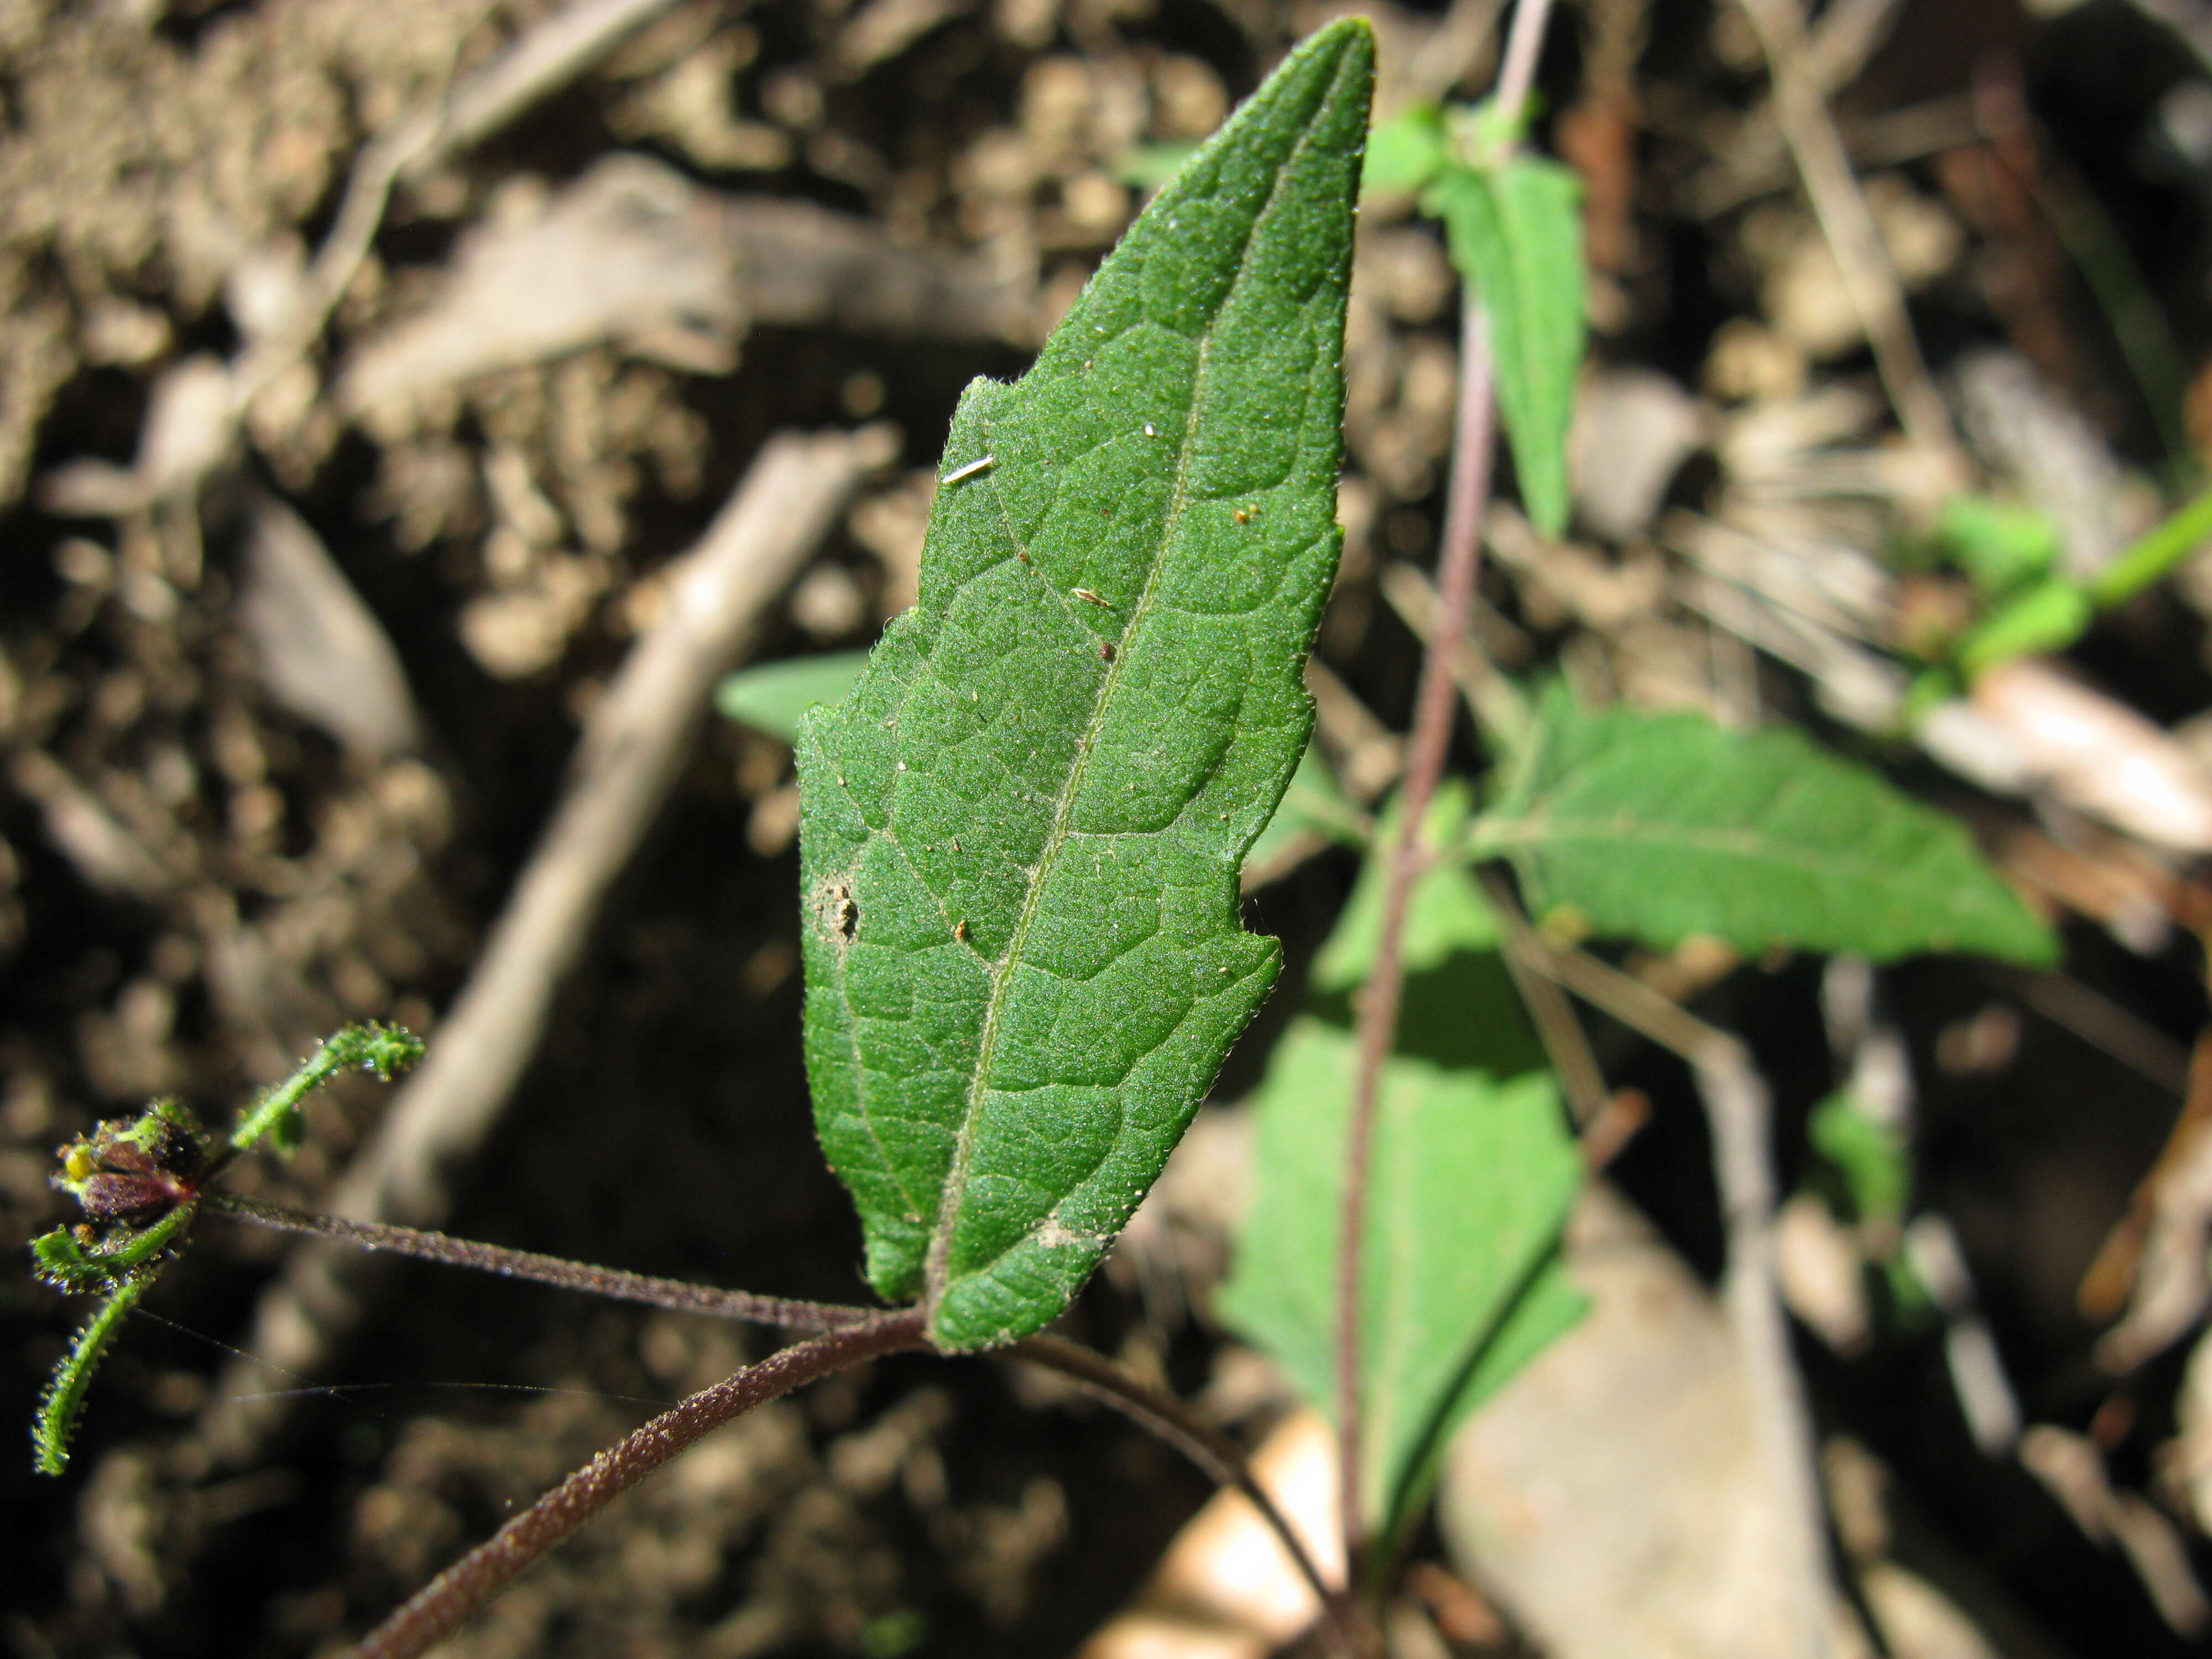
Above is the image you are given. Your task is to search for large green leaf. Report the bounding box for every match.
[797,21,1375,1350]
[1217,1018,1585,1535]
[1474,691,2057,964]
[729,654,1348,886]
[1428,156,1585,536]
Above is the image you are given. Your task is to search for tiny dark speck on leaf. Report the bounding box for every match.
[1100,640,1117,663]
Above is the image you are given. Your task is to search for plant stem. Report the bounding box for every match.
[1494,0,1554,122]
[33,1269,156,1475]
[212,1024,422,1175]
[207,1192,878,1329]
[2088,483,2212,609]
[352,1310,925,1659]
[1005,1334,1365,1655]
[1335,290,1493,1584]
[1335,0,1558,1573]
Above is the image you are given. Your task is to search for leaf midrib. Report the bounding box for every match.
[1474,809,1969,892]
[920,133,1312,1325]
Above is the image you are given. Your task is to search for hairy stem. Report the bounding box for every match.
[208,1192,877,1329]
[1333,291,1494,1566]
[33,1269,156,1475]
[1335,0,1559,1571]
[353,1311,926,1659]
[211,1024,422,1177]
[1005,1334,1365,1655]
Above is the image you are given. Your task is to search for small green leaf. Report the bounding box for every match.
[1311,779,1496,992]
[1808,1091,1909,1226]
[1933,495,2059,596]
[1361,102,1446,198]
[716,651,872,743]
[1217,1018,1584,1535]
[798,20,1376,1349]
[32,1229,109,1294]
[1475,691,2057,964]
[1427,156,1585,536]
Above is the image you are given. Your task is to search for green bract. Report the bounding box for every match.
[796,20,1375,1349]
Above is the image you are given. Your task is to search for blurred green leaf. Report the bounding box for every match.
[1934,495,2060,596]
[716,651,870,743]
[1361,101,1446,197]
[1808,1090,1909,1225]
[1311,778,1496,992]
[1217,1018,1584,1536]
[1475,690,2057,964]
[1113,140,1201,189]
[1427,156,1585,535]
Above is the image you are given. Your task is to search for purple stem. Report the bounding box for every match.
[352,1310,926,1659]
[1006,1334,1365,1655]
[1331,0,1558,1573]
[208,1191,877,1329]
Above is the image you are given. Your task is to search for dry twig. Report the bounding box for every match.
[1731,0,1969,483]
[1689,0,1910,216]
[199,426,895,1463]
[1483,910,1838,1659]
[1335,0,1553,1567]
[2020,1424,2212,1638]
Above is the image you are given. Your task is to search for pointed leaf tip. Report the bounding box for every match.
[1478,693,2058,965]
[797,23,1375,1349]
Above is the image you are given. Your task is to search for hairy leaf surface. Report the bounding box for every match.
[1217,1019,1585,1535]
[797,21,1374,1349]
[1475,692,2057,963]
[1242,741,1359,888]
